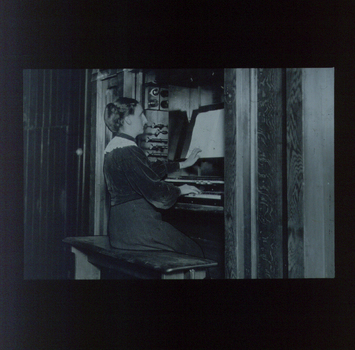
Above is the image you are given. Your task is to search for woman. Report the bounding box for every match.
[103,97,205,258]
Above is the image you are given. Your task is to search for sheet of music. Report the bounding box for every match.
[186,109,224,158]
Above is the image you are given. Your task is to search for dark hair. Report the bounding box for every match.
[104,97,139,133]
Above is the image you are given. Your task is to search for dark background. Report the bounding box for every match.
[1,0,355,349]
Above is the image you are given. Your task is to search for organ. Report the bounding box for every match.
[165,103,225,212]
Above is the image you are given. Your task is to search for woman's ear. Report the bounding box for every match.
[124,115,132,125]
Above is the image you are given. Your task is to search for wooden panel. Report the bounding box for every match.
[224,68,238,279]
[24,128,36,278]
[24,69,90,279]
[93,76,108,236]
[23,70,31,277]
[239,70,252,278]
[286,68,304,278]
[36,69,44,128]
[89,71,98,236]
[135,71,144,103]
[28,69,38,128]
[123,70,136,98]
[80,70,92,237]
[321,69,335,278]
[49,126,69,279]
[39,127,50,277]
[257,68,283,278]
[224,69,252,279]
[250,68,259,279]
[302,68,334,278]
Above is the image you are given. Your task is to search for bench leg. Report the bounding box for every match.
[161,269,207,279]
[72,247,101,280]
[161,272,185,279]
[188,269,206,279]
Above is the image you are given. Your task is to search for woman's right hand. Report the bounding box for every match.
[178,184,201,196]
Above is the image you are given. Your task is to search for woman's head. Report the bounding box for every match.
[104,97,139,134]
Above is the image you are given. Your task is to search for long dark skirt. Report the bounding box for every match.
[108,198,204,258]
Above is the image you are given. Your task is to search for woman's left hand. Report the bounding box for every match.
[180,148,202,169]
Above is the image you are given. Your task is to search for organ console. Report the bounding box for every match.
[165,103,225,213]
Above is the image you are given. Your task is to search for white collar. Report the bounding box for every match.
[104,136,137,154]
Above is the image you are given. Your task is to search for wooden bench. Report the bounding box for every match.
[63,236,218,279]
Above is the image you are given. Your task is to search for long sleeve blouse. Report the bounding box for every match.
[103,133,181,209]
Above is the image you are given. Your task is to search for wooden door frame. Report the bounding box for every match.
[89,69,142,237]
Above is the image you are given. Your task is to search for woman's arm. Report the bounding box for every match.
[123,147,181,209]
[150,147,202,178]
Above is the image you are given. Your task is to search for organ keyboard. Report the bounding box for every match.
[165,177,224,212]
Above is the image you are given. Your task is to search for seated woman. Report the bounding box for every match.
[103,97,204,258]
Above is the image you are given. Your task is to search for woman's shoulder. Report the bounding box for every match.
[104,136,138,155]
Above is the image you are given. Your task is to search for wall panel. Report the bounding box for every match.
[303,68,334,278]
[224,69,238,279]
[286,68,304,278]
[24,69,89,279]
[257,68,283,278]
[224,68,253,279]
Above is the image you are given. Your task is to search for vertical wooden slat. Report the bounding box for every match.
[28,69,38,129]
[27,70,40,277]
[37,70,44,128]
[224,69,253,279]
[43,69,51,129]
[303,68,334,278]
[123,70,136,98]
[224,68,238,279]
[38,70,51,276]
[237,69,251,278]
[75,70,84,236]
[257,68,283,278]
[56,70,63,126]
[50,126,69,278]
[25,128,35,277]
[81,69,91,237]
[42,127,50,277]
[42,70,53,276]
[89,71,98,237]
[321,69,334,278]
[93,74,108,236]
[32,128,43,278]
[286,68,304,278]
[37,70,47,277]
[250,68,259,279]
[136,71,144,103]
[52,70,59,127]
[23,70,31,278]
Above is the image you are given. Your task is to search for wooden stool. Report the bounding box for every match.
[63,236,218,279]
